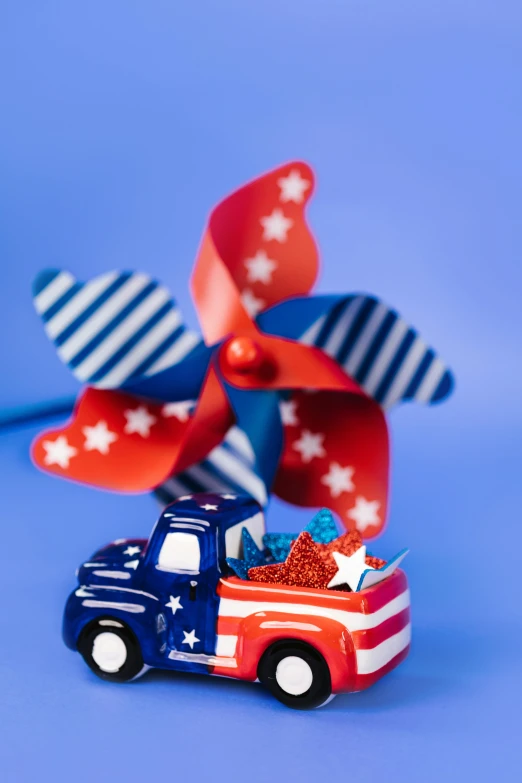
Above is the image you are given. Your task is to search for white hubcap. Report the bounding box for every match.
[92,632,128,673]
[275,655,314,696]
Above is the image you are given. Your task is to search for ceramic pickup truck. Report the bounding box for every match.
[63,493,411,709]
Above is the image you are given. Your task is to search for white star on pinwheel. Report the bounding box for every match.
[279,399,299,426]
[240,288,265,317]
[42,436,78,469]
[244,250,278,284]
[82,420,118,455]
[260,208,293,242]
[347,497,381,532]
[277,169,311,203]
[182,629,200,649]
[124,559,140,570]
[321,462,355,498]
[201,503,218,511]
[161,401,193,422]
[221,494,237,500]
[327,546,373,592]
[123,545,141,556]
[292,430,326,463]
[165,595,183,615]
[123,406,157,437]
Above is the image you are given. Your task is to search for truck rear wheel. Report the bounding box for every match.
[78,618,145,683]
[258,640,332,709]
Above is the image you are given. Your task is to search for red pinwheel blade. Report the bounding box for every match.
[32,388,189,491]
[192,162,318,344]
[170,364,235,474]
[273,391,389,538]
[31,375,233,492]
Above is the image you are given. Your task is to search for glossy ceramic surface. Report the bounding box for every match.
[64,493,410,707]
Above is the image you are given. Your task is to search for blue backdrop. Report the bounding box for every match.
[1,2,521,781]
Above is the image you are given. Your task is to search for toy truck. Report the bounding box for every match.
[63,494,411,709]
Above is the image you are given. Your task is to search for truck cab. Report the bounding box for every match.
[64,494,265,676]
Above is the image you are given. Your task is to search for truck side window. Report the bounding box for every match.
[157,532,201,573]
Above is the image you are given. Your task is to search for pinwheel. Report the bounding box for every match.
[31,162,454,538]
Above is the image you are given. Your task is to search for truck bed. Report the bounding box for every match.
[214,569,411,692]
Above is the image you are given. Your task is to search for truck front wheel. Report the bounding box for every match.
[258,641,333,709]
[78,618,145,683]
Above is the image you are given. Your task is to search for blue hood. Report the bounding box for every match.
[77,537,148,587]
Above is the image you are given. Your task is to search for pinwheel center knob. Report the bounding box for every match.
[224,336,264,373]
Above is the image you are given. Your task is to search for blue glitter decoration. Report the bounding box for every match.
[225,557,250,580]
[306,508,338,544]
[261,532,294,563]
[242,527,266,567]
[226,527,267,579]
[264,508,339,562]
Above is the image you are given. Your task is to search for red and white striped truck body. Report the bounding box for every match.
[213,568,411,692]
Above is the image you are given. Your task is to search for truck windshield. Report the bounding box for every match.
[157,532,201,574]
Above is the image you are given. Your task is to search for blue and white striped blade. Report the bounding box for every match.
[154,424,269,508]
[33,268,205,392]
[257,294,455,409]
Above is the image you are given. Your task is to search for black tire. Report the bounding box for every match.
[258,640,332,709]
[78,618,144,683]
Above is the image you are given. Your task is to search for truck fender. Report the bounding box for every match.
[63,586,165,665]
[234,610,356,693]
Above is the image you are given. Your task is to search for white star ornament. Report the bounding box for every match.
[327,546,372,592]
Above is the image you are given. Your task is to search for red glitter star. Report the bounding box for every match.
[247,563,285,584]
[248,529,386,590]
[284,532,334,589]
[249,532,334,589]
[317,530,386,570]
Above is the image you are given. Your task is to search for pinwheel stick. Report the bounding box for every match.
[0,396,76,429]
